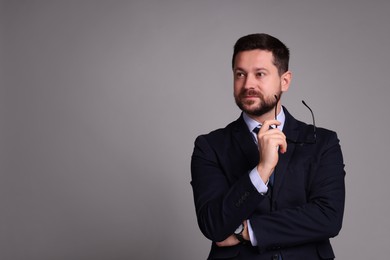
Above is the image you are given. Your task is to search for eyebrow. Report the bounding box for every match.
[234,67,269,72]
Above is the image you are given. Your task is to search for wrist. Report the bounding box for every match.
[234,224,247,244]
[234,221,251,244]
[257,164,273,183]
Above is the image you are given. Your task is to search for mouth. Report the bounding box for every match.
[241,96,258,106]
[242,89,260,98]
[242,94,259,99]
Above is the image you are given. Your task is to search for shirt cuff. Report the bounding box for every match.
[247,219,258,246]
[249,167,268,194]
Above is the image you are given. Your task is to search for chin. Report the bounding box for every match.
[243,107,262,115]
[245,102,261,111]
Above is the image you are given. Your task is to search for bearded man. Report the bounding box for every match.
[190,33,345,260]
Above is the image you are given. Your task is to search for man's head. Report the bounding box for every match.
[232,33,291,119]
[232,33,289,76]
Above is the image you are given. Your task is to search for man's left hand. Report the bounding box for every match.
[216,234,240,247]
[216,221,249,247]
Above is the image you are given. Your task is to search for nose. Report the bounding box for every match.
[244,73,256,89]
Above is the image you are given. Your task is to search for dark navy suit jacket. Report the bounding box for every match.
[191,107,345,260]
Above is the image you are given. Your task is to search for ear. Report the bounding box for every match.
[281,71,292,92]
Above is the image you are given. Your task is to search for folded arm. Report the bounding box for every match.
[191,135,264,242]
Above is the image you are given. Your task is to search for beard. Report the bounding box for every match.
[234,89,281,117]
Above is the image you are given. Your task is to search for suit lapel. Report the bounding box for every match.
[232,114,259,170]
[273,108,300,199]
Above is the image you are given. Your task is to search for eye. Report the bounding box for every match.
[256,72,265,77]
[235,71,245,78]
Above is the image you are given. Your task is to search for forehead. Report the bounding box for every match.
[234,50,275,70]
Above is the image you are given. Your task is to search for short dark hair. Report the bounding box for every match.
[232,33,290,75]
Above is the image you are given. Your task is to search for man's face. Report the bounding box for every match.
[233,50,290,117]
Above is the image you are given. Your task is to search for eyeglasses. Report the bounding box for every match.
[274,97,317,145]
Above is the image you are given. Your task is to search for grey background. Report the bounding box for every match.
[1,0,389,259]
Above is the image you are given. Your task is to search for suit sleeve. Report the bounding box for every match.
[250,131,346,251]
[191,134,265,242]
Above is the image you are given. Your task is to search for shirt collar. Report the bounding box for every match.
[243,107,286,132]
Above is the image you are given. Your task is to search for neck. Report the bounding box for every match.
[247,104,282,124]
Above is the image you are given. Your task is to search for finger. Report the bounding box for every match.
[278,137,287,153]
[216,236,238,247]
[258,120,281,134]
[260,128,283,137]
[260,133,287,154]
[279,139,288,153]
[259,129,286,142]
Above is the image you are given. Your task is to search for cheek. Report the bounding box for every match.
[265,78,281,90]
[233,82,241,93]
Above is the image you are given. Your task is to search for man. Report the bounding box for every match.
[190,33,345,260]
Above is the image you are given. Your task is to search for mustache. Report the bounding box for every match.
[240,89,260,97]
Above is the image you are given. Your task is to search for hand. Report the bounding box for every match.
[215,234,240,247]
[256,119,287,183]
[216,221,249,247]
